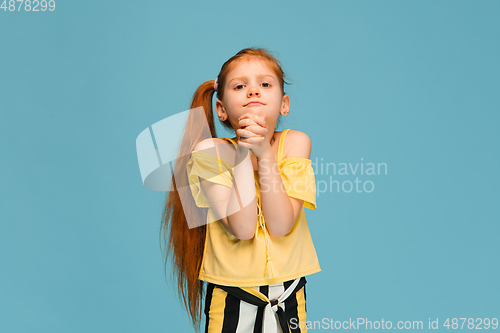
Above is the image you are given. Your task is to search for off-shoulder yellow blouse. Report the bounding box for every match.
[186,129,321,287]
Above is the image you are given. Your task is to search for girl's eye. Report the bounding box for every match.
[234,82,270,89]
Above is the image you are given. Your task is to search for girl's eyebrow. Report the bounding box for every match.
[228,74,275,84]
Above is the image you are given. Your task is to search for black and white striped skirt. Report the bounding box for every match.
[203,276,308,333]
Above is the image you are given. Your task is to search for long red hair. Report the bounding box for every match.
[159,47,290,332]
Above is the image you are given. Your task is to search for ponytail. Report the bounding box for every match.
[160,80,218,332]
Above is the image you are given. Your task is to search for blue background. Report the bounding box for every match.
[1,0,499,332]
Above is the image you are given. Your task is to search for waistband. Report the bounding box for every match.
[209,276,307,333]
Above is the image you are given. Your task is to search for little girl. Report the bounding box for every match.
[161,48,320,333]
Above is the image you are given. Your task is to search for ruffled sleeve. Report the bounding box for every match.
[186,151,234,208]
[277,157,317,209]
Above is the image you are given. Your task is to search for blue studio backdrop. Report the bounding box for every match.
[0,1,499,332]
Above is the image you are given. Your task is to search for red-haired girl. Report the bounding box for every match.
[161,47,320,333]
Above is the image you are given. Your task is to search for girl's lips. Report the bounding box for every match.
[245,102,264,106]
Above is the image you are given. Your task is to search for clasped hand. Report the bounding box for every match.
[236,112,271,158]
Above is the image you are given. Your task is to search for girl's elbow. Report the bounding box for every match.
[235,228,255,240]
[268,218,295,238]
[270,230,288,238]
[268,226,292,238]
[228,219,256,240]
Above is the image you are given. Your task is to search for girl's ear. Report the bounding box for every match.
[215,100,228,121]
[280,94,290,116]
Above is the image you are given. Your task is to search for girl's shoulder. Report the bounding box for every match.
[282,129,312,160]
[192,137,236,166]
[193,137,231,150]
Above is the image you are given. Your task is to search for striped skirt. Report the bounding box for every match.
[203,276,308,333]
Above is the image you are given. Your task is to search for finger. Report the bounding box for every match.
[238,118,256,128]
[245,136,266,143]
[237,128,263,138]
[239,114,268,129]
[237,140,250,149]
[238,113,250,121]
[238,117,256,130]
[238,125,267,138]
[239,117,267,130]
[246,124,268,135]
[238,113,268,127]
[238,136,265,147]
[254,114,268,128]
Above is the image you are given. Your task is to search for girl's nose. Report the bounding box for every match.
[248,87,260,97]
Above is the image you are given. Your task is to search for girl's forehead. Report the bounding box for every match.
[228,58,276,77]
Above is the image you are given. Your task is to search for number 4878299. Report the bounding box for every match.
[1,0,55,11]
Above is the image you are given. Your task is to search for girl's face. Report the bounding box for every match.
[216,58,289,133]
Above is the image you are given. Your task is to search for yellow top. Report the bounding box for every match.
[186,129,321,287]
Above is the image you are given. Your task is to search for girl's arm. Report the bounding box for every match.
[194,139,258,240]
[257,130,311,238]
